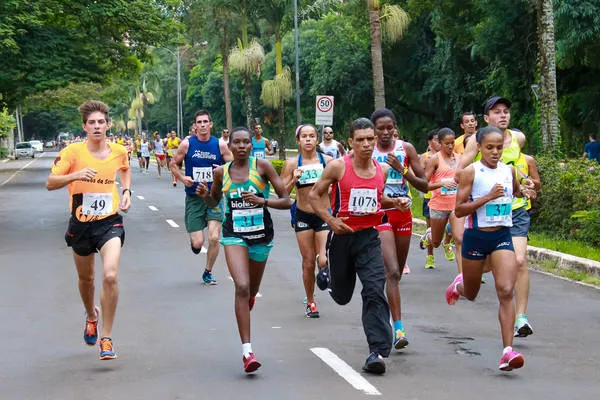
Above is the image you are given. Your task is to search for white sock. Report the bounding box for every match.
[242,343,252,356]
[503,346,512,355]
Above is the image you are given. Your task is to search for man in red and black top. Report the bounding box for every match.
[309,118,411,375]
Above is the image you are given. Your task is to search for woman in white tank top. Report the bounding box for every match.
[444,126,535,372]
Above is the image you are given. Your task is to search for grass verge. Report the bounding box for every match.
[530,259,600,287]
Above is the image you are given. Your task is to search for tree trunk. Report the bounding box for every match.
[537,0,560,154]
[222,26,233,131]
[278,97,286,160]
[245,75,253,128]
[369,8,386,109]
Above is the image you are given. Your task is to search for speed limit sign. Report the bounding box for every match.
[315,95,334,125]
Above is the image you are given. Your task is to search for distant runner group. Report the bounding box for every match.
[47,96,540,375]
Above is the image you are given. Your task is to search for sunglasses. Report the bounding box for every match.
[196,119,211,124]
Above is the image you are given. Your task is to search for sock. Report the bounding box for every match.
[393,320,403,332]
[503,346,512,355]
[242,343,252,356]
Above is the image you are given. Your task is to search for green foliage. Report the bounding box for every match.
[0,107,16,138]
[532,156,600,246]
[0,147,8,159]
[270,159,285,174]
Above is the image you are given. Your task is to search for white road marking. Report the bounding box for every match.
[310,347,381,396]
[166,219,179,228]
[0,158,37,187]
[272,326,281,329]
[148,205,158,211]
[1,159,8,163]
[137,195,145,200]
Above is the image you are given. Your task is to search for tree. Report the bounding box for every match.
[367,0,410,108]
[537,0,560,154]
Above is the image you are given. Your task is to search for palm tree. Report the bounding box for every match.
[368,0,410,108]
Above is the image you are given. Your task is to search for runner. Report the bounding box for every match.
[447,126,534,371]
[281,124,333,318]
[45,100,131,360]
[454,111,478,154]
[166,130,181,187]
[251,123,272,159]
[153,133,166,178]
[459,96,537,337]
[134,136,144,172]
[170,110,232,284]
[421,128,464,274]
[219,128,230,146]
[319,126,346,159]
[140,137,150,174]
[370,108,428,351]
[309,117,413,374]
[196,126,292,373]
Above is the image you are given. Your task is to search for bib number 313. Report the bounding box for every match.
[348,188,378,215]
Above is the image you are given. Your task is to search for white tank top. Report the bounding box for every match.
[141,142,150,157]
[154,140,165,155]
[319,141,340,159]
[372,139,410,200]
[465,161,514,229]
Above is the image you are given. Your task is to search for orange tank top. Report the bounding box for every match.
[428,153,460,211]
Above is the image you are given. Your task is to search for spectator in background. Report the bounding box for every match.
[583,134,600,163]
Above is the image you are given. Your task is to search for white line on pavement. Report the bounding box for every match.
[272,326,281,329]
[0,158,37,187]
[148,205,158,211]
[1,159,8,163]
[137,195,145,200]
[310,347,381,396]
[166,219,179,228]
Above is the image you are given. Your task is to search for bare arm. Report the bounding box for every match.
[454,166,504,218]
[265,138,273,155]
[524,155,541,191]
[457,137,479,171]
[380,164,412,211]
[280,158,301,195]
[118,166,132,212]
[219,140,233,162]
[337,142,346,156]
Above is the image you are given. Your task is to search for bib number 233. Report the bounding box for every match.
[348,188,377,215]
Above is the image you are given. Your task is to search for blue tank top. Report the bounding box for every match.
[252,136,266,159]
[184,135,224,195]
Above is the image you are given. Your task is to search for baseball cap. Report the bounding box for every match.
[484,96,512,115]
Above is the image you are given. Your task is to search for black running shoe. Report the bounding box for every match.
[362,352,386,375]
[316,267,330,291]
[305,302,320,318]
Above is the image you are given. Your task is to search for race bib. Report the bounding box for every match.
[81,193,113,216]
[297,164,324,186]
[348,188,378,215]
[441,186,458,196]
[232,208,265,233]
[193,167,213,183]
[387,168,404,185]
[254,151,265,159]
[485,199,511,223]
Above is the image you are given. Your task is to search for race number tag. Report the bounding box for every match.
[81,193,113,216]
[297,164,324,186]
[232,208,265,233]
[254,151,265,160]
[441,186,458,195]
[193,167,213,183]
[386,168,404,185]
[348,188,378,215]
[485,199,511,223]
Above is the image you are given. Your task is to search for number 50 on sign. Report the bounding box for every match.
[315,95,334,125]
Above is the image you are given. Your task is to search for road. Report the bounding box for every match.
[1,152,599,400]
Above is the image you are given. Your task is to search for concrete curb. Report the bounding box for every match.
[412,217,600,278]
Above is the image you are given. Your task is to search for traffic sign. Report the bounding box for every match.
[315,95,334,125]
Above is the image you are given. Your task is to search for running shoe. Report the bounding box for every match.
[305,302,320,318]
[243,352,261,373]
[99,337,117,360]
[514,314,534,337]
[443,243,456,261]
[498,348,524,371]
[403,264,411,274]
[172,182,177,187]
[425,255,436,269]
[419,227,432,249]
[445,273,463,305]
[362,352,386,375]
[393,329,409,350]
[202,269,217,285]
[316,267,330,291]
[83,306,100,346]
[249,296,256,311]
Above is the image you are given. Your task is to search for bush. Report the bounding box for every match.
[532,156,600,246]
[270,159,285,175]
[0,146,7,159]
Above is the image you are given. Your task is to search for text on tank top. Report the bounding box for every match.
[320,141,340,159]
[331,155,385,231]
[465,161,514,229]
[252,136,266,159]
[371,139,410,199]
[184,135,223,195]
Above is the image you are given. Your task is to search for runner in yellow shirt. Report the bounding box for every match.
[166,130,181,186]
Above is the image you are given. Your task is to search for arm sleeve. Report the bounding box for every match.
[51,147,73,175]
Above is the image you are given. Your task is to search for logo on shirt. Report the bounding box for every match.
[191,150,217,160]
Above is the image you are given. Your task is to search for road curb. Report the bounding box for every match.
[412,217,600,277]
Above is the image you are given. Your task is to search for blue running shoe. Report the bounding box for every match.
[202,269,217,285]
[394,329,409,350]
[362,352,386,374]
[83,306,100,346]
[99,337,117,360]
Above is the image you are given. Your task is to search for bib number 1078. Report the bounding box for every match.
[348,188,377,215]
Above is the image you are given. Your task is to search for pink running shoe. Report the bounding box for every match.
[498,348,524,371]
[403,264,411,274]
[445,273,463,305]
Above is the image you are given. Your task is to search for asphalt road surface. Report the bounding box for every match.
[1,152,599,400]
